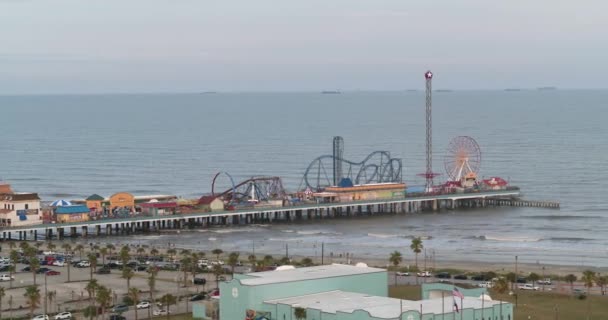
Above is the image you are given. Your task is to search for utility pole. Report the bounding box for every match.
[321,242,324,265]
[515,255,519,308]
[44,273,48,315]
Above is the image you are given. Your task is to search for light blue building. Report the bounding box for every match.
[218,264,513,320]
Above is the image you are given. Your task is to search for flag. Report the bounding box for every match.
[452,287,464,300]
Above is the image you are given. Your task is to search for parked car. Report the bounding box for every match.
[0,265,10,272]
[111,304,129,313]
[54,312,72,320]
[21,266,32,272]
[454,274,468,280]
[0,274,14,281]
[45,270,61,276]
[77,261,90,268]
[537,278,552,285]
[417,271,432,277]
[193,277,207,285]
[189,293,207,301]
[211,260,224,266]
[436,272,451,279]
[478,281,494,288]
[518,283,539,290]
[37,267,52,274]
[396,271,410,276]
[96,267,111,274]
[52,260,65,267]
[153,309,171,316]
[136,301,151,309]
[32,315,49,320]
[517,277,527,284]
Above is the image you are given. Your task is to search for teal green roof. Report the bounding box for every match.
[55,205,90,214]
[86,194,105,201]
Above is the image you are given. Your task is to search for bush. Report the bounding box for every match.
[577,294,587,300]
[123,295,134,305]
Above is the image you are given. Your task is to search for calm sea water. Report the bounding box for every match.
[1,90,607,267]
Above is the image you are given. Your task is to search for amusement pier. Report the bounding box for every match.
[0,71,559,241]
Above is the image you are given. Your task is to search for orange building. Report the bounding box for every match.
[85,194,105,210]
[109,192,135,209]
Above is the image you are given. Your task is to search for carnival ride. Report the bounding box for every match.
[443,136,481,187]
[211,172,286,204]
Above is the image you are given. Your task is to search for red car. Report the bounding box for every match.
[46,270,61,276]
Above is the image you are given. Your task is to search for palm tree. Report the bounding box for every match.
[24,285,41,319]
[46,241,56,252]
[212,248,223,261]
[248,254,257,268]
[582,270,595,320]
[47,290,56,313]
[122,267,135,292]
[85,279,99,320]
[106,244,116,257]
[410,237,423,270]
[9,249,19,288]
[29,256,40,286]
[119,246,131,266]
[150,248,159,256]
[212,264,224,288]
[180,256,193,287]
[263,255,274,267]
[61,243,72,255]
[159,294,177,320]
[494,278,509,294]
[96,285,112,320]
[180,249,191,256]
[0,286,5,320]
[75,244,85,260]
[565,274,577,293]
[596,274,607,295]
[88,253,98,280]
[34,242,43,251]
[190,252,200,284]
[148,267,158,319]
[294,306,307,320]
[61,244,73,282]
[99,248,108,267]
[137,247,146,259]
[528,272,540,287]
[506,272,517,291]
[389,251,403,285]
[8,295,13,320]
[228,252,240,274]
[128,287,140,320]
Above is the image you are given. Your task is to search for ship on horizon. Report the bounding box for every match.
[321,90,341,94]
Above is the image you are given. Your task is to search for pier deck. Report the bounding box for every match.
[1,189,539,240]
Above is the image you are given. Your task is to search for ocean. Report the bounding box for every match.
[1,90,607,267]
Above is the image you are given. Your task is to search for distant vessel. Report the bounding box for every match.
[537,87,557,91]
[504,88,522,92]
[435,89,453,93]
[321,90,341,94]
[201,91,218,94]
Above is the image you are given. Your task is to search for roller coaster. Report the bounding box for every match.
[211,172,286,204]
[303,150,403,191]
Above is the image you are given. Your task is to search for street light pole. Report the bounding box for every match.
[515,255,518,308]
[44,273,48,315]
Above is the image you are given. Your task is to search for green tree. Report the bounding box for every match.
[88,252,98,280]
[150,248,159,256]
[137,247,146,259]
[47,290,56,313]
[263,255,274,266]
[410,237,423,270]
[180,249,191,256]
[122,267,135,293]
[167,248,177,261]
[190,252,200,285]
[147,267,158,319]
[75,244,85,260]
[212,264,224,288]
[180,256,193,287]
[159,294,177,320]
[300,257,313,267]
[46,241,56,252]
[106,244,115,257]
[29,256,40,286]
[582,270,595,320]
[119,246,131,266]
[212,248,223,261]
[99,248,108,266]
[248,254,257,267]
[61,244,73,282]
[596,274,607,295]
[9,249,19,288]
[23,285,41,319]
[227,252,240,274]
[85,279,99,320]
[528,272,540,287]
[128,287,140,320]
[494,278,509,294]
[565,274,577,293]
[389,251,403,285]
[506,272,517,291]
[0,286,5,320]
[96,285,112,320]
[294,306,307,320]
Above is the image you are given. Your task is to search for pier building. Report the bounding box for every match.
[0,182,42,227]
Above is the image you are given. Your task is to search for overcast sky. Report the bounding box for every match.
[1,0,606,94]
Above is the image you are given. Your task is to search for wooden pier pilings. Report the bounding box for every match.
[485,198,560,209]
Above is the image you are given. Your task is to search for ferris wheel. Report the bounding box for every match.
[443,136,481,182]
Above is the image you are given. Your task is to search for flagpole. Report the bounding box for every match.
[420,303,423,320]
[481,294,485,320]
[442,291,445,320]
[460,297,463,320]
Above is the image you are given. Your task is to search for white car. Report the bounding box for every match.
[52,260,65,267]
[478,281,494,288]
[32,315,49,320]
[153,309,171,316]
[0,274,14,281]
[77,261,90,268]
[537,278,552,285]
[518,283,539,291]
[417,271,432,277]
[211,260,224,266]
[136,301,151,309]
[54,312,72,320]
[396,272,410,276]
